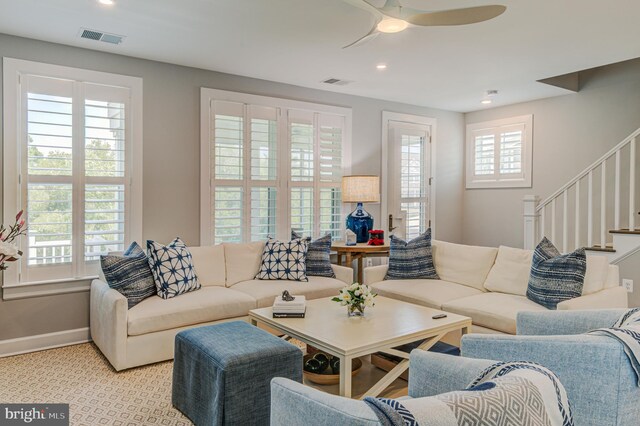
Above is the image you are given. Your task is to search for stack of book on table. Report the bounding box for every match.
[272,295,306,318]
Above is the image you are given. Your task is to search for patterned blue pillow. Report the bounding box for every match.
[255,239,309,281]
[291,231,336,278]
[527,237,586,309]
[100,242,156,309]
[384,229,439,280]
[146,237,201,299]
[308,234,336,278]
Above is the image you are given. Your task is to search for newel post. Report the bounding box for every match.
[523,195,540,250]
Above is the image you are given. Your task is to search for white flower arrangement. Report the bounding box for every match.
[332,282,377,315]
[0,210,26,271]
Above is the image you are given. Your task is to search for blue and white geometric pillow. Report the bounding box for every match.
[100,242,156,309]
[526,237,586,309]
[384,229,439,280]
[146,237,201,299]
[255,239,309,282]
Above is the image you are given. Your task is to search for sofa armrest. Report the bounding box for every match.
[270,378,379,426]
[557,286,628,310]
[90,279,128,371]
[461,333,634,426]
[408,350,494,398]
[332,264,354,285]
[363,265,387,286]
[517,309,628,335]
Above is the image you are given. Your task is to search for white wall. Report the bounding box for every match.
[463,59,640,307]
[0,33,464,340]
[463,59,640,249]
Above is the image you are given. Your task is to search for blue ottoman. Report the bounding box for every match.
[172,321,303,426]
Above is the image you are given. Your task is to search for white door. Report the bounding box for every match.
[387,120,432,240]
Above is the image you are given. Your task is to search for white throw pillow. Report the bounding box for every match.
[483,246,533,296]
[582,255,609,295]
[432,240,498,291]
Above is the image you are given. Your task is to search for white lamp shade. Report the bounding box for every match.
[342,175,380,203]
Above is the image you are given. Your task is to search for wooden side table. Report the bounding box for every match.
[331,241,390,284]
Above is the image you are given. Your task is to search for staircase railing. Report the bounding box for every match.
[523,127,640,251]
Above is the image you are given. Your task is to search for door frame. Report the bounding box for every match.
[381,111,437,239]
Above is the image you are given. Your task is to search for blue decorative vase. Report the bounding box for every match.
[346,203,374,243]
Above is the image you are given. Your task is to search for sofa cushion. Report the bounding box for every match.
[232,277,345,308]
[583,255,609,295]
[483,246,533,296]
[385,230,439,281]
[432,240,497,291]
[255,239,309,281]
[127,287,256,336]
[224,241,265,286]
[370,279,483,310]
[527,238,586,310]
[442,292,547,334]
[189,245,226,287]
[146,237,201,299]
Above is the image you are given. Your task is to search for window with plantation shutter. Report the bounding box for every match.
[466,115,533,189]
[3,58,142,290]
[202,89,351,244]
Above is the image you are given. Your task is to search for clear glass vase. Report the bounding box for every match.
[348,303,365,317]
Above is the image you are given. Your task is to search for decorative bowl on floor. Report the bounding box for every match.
[302,353,362,385]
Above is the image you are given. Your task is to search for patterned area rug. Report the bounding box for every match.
[0,343,192,426]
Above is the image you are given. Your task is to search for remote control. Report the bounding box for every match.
[432,314,447,319]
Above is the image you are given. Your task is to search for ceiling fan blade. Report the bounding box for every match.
[342,25,380,49]
[341,0,385,19]
[405,5,506,26]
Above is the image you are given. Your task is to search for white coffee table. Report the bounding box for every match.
[248,296,471,399]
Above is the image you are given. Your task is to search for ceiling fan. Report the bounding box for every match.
[342,0,506,48]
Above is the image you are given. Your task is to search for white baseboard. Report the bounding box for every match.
[0,327,91,358]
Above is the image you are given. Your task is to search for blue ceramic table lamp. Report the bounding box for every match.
[342,175,380,243]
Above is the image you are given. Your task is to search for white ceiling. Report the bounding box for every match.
[1,0,639,112]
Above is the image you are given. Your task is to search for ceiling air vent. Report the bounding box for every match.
[79,28,124,45]
[322,78,352,86]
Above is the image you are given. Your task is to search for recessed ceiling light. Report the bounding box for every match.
[481,99,492,105]
[98,0,114,5]
[377,18,409,34]
[376,64,387,70]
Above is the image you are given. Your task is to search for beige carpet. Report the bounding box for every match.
[0,341,407,425]
[0,343,191,426]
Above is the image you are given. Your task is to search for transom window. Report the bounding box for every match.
[465,115,533,189]
[201,89,351,244]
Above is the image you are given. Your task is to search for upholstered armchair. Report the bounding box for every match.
[270,350,495,426]
[461,309,639,426]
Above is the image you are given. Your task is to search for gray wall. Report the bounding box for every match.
[0,33,464,341]
[463,58,640,307]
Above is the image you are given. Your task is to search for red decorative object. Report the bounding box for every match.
[367,230,385,246]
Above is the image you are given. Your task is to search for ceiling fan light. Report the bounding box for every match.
[377,18,409,34]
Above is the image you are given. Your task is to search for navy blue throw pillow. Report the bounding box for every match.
[384,229,439,280]
[306,234,336,278]
[526,237,586,309]
[100,242,156,309]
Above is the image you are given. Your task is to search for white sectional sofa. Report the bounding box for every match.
[364,240,628,335]
[92,239,628,371]
[90,241,353,371]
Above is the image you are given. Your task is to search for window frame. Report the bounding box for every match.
[2,58,143,298]
[200,88,352,245]
[465,114,533,189]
